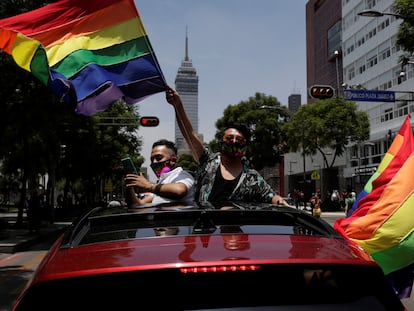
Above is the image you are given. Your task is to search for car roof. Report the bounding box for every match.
[13,202,405,311]
[33,202,375,282]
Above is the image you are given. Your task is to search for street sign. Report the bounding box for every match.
[354,166,377,175]
[343,89,395,102]
[311,170,320,180]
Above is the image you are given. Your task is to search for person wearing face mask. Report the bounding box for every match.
[165,85,289,207]
[124,139,195,206]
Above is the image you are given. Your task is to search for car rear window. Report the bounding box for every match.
[62,208,340,247]
[14,263,404,310]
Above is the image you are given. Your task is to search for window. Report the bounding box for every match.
[328,21,342,57]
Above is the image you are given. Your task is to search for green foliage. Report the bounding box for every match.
[283,98,370,168]
[395,0,414,59]
[177,153,198,176]
[214,93,291,169]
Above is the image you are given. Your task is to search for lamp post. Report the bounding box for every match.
[357,9,402,19]
[334,50,340,98]
[289,161,298,194]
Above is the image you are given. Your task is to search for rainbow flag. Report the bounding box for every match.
[334,114,414,298]
[0,0,166,115]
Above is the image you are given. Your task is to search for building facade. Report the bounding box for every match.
[288,93,302,114]
[174,30,199,154]
[341,0,414,193]
[286,0,414,199]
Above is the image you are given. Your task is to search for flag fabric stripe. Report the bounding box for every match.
[0,28,17,53]
[52,37,151,78]
[348,153,414,250]
[336,116,414,231]
[343,150,414,240]
[334,115,414,297]
[31,0,139,47]
[0,0,134,35]
[372,229,414,274]
[45,18,146,67]
[349,128,411,215]
[12,33,42,72]
[0,0,165,115]
[57,55,161,102]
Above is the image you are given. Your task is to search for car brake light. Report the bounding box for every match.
[180,265,261,273]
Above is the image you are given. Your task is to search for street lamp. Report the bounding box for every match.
[334,50,340,98]
[357,9,402,19]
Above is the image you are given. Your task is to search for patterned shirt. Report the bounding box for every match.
[195,148,276,205]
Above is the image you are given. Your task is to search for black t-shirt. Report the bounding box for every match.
[208,167,241,203]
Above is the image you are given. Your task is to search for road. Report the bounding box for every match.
[0,231,59,310]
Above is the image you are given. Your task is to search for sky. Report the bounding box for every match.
[134,0,308,180]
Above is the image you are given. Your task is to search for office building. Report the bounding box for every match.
[288,93,301,114]
[174,30,199,153]
[341,0,414,192]
[284,0,343,197]
[287,0,414,197]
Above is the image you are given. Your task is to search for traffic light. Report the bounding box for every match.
[139,116,159,127]
[309,85,335,99]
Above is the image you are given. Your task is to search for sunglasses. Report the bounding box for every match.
[223,134,247,145]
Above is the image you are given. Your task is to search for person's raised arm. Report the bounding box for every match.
[166,86,204,163]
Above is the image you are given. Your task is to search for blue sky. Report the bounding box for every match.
[134,0,308,179]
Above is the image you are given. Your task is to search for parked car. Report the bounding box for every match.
[12,202,405,310]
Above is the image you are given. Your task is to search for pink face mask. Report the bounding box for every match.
[150,158,174,177]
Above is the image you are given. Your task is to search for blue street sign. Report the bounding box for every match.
[343,89,395,102]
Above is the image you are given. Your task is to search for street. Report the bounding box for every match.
[0,230,61,310]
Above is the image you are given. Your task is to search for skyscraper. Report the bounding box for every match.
[288,93,301,114]
[174,29,199,153]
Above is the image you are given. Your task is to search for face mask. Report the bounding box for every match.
[150,158,175,177]
[220,141,247,158]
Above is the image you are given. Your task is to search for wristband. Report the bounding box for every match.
[153,183,162,194]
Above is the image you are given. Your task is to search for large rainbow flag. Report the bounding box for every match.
[334,114,414,298]
[0,0,166,115]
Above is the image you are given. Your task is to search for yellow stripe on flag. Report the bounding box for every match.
[46,18,146,67]
[12,33,41,71]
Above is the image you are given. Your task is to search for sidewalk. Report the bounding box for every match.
[0,211,72,253]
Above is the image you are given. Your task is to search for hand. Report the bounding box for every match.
[124,173,153,192]
[166,85,179,106]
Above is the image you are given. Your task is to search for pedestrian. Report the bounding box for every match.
[293,189,300,209]
[310,192,322,218]
[165,85,289,207]
[124,139,195,207]
[344,191,356,216]
[27,186,43,233]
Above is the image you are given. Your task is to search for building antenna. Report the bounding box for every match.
[185,26,189,61]
[292,80,300,94]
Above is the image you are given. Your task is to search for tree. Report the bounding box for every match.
[177,153,198,177]
[0,0,145,220]
[283,98,370,169]
[394,0,414,63]
[214,93,291,170]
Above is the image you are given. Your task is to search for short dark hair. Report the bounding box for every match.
[152,139,177,155]
[223,123,251,143]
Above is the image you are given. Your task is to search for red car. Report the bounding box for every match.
[12,202,405,310]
